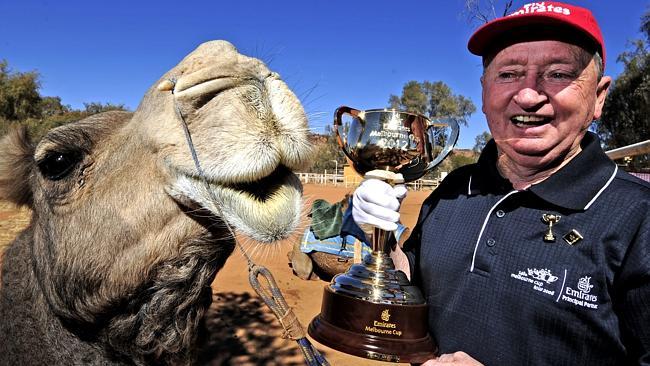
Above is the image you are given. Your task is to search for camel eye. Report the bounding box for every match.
[37,152,80,180]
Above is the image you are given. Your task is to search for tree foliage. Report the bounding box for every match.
[0,60,42,122]
[83,101,127,115]
[596,10,650,169]
[388,80,476,125]
[473,131,492,153]
[0,60,129,139]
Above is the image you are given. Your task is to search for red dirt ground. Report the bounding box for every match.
[0,184,432,365]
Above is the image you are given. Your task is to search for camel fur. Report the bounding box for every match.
[0,40,312,365]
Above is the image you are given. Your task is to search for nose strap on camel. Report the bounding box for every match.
[162,81,330,366]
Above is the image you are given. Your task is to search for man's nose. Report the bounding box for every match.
[513,75,548,109]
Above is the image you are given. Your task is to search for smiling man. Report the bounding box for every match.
[350,2,650,365]
[478,30,610,190]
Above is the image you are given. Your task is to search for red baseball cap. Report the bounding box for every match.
[468,2,605,68]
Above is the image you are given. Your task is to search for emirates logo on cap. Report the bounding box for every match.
[468,1,605,67]
[509,2,571,17]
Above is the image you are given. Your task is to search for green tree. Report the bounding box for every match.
[388,80,475,125]
[596,10,650,169]
[391,81,428,116]
[0,60,131,139]
[473,131,492,153]
[424,81,475,121]
[0,60,42,121]
[83,101,127,114]
[39,96,70,117]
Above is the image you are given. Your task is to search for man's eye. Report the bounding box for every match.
[546,71,575,82]
[37,152,80,180]
[497,72,518,81]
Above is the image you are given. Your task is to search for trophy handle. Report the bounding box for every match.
[333,106,363,161]
[424,117,460,171]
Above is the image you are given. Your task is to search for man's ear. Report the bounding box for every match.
[593,75,611,120]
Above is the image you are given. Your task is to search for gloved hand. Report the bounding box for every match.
[352,178,408,232]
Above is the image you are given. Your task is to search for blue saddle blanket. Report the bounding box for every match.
[299,225,408,258]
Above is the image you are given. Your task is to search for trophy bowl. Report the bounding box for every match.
[308,106,459,363]
[333,106,459,182]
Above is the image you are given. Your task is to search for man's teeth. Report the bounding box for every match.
[511,115,547,124]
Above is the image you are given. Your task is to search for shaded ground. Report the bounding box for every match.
[0,184,431,365]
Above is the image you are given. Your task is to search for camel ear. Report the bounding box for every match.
[0,126,34,208]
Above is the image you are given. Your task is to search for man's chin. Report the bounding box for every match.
[499,143,579,172]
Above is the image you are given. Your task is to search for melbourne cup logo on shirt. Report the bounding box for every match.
[511,268,559,296]
[509,2,571,17]
[511,268,600,310]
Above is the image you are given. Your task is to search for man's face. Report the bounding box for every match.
[481,39,610,171]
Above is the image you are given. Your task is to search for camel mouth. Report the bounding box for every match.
[172,165,303,243]
[225,165,294,203]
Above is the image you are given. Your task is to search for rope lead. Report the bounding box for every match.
[249,265,329,366]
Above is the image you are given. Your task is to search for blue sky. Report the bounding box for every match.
[1,0,648,148]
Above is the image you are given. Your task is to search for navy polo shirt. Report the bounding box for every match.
[403,133,650,365]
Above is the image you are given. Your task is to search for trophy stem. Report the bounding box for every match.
[369,227,392,253]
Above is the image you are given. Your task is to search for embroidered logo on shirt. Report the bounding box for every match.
[577,276,594,293]
[510,268,558,296]
[527,268,558,284]
[560,276,599,309]
[511,268,600,310]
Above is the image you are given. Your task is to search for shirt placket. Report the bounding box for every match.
[470,191,519,275]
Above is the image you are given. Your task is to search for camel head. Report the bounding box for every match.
[0,40,312,362]
[137,40,312,242]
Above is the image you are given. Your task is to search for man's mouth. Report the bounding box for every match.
[510,115,551,126]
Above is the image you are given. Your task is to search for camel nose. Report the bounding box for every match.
[263,77,311,170]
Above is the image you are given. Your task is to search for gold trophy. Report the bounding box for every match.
[308,106,459,363]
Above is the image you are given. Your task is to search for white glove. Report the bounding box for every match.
[352,178,408,232]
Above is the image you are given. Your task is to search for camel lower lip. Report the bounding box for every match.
[177,168,303,243]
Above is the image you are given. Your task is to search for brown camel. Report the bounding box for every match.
[0,40,312,365]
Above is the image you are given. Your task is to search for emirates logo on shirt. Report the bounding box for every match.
[577,276,594,293]
[561,276,599,309]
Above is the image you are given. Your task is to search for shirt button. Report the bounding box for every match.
[496,210,506,218]
[486,238,496,247]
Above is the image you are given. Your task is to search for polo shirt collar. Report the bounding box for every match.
[469,132,617,211]
[469,140,513,195]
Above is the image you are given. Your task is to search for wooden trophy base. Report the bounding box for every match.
[308,286,437,363]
